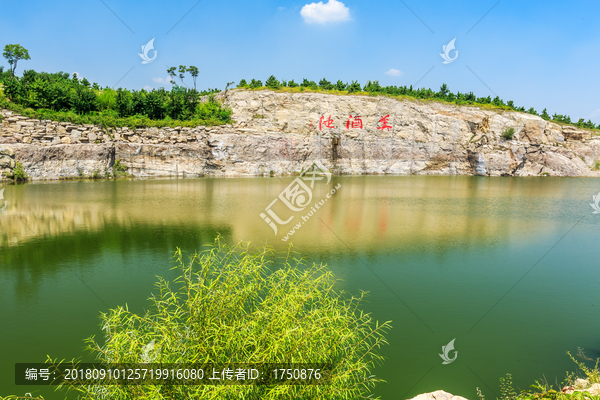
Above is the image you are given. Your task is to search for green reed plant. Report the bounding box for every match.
[48,238,391,399]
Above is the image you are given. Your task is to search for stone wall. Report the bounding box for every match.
[1,89,600,179]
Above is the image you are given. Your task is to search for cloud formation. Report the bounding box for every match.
[300,0,351,24]
[152,76,172,84]
[385,68,403,77]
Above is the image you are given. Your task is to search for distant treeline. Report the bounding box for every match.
[0,68,231,127]
[238,76,598,131]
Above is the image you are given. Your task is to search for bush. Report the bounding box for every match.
[265,75,280,89]
[52,239,390,399]
[10,161,28,181]
[249,79,262,89]
[112,159,128,176]
[501,127,515,140]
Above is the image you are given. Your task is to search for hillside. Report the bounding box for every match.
[1,89,599,179]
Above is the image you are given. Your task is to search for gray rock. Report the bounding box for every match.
[409,390,469,400]
[0,146,15,157]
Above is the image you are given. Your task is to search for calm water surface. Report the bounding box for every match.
[1,176,599,399]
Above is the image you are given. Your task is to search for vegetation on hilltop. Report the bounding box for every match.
[238,75,600,131]
[0,43,598,132]
[0,44,232,129]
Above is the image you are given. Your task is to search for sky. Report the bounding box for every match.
[1,0,599,123]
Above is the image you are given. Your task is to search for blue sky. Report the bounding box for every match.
[1,0,599,123]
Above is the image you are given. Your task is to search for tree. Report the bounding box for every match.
[265,75,280,89]
[438,83,450,98]
[178,65,187,86]
[167,67,176,85]
[319,78,333,90]
[540,108,550,120]
[187,65,199,90]
[334,80,346,91]
[2,44,31,78]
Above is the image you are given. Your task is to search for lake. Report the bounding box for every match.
[1,176,599,399]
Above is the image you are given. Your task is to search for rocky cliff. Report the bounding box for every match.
[1,89,599,179]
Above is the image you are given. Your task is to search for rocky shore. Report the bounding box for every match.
[1,89,599,180]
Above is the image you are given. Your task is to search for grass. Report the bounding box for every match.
[502,127,516,140]
[593,160,600,171]
[494,349,600,400]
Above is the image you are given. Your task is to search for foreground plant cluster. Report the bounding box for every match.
[488,351,600,400]
[4,239,389,399]
[238,76,599,131]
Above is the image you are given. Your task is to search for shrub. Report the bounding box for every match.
[51,239,391,399]
[237,79,248,88]
[318,78,333,91]
[112,159,128,176]
[249,79,262,89]
[334,80,346,91]
[10,161,28,181]
[265,75,280,89]
[347,80,361,93]
[501,127,515,140]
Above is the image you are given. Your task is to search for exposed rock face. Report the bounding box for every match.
[0,145,16,176]
[409,390,469,400]
[2,89,600,179]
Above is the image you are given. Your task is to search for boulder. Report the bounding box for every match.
[409,390,469,400]
[0,146,15,157]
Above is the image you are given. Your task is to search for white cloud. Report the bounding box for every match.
[586,108,600,119]
[300,0,351,24]
[143,85,152,91]
[385,68,403,77]
[71,71,85,80]
[152,76,173,84]
[278,6,286,10]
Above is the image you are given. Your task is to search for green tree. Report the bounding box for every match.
[237,79,248,88]
[319,78,333,90]
[178,65,187,86]
[438,83,450,98]
[265,75,280,89]
[187,65,199,90]
[540,108,550,120]
[249,79,262,89]
[167,67,176,85]
[2,44,30,78]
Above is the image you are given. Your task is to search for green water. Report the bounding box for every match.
[1,176,599,399]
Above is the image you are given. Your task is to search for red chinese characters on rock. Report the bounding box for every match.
[377,115,392,131]
[346,115,363,130]
[319,115,336,130]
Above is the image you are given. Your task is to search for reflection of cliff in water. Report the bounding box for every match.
[0,176,587,264]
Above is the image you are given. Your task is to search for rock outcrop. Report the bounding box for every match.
[409,390,469,400]
[1,89,600,179]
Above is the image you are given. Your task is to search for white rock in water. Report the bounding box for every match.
[409,390,469,400]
